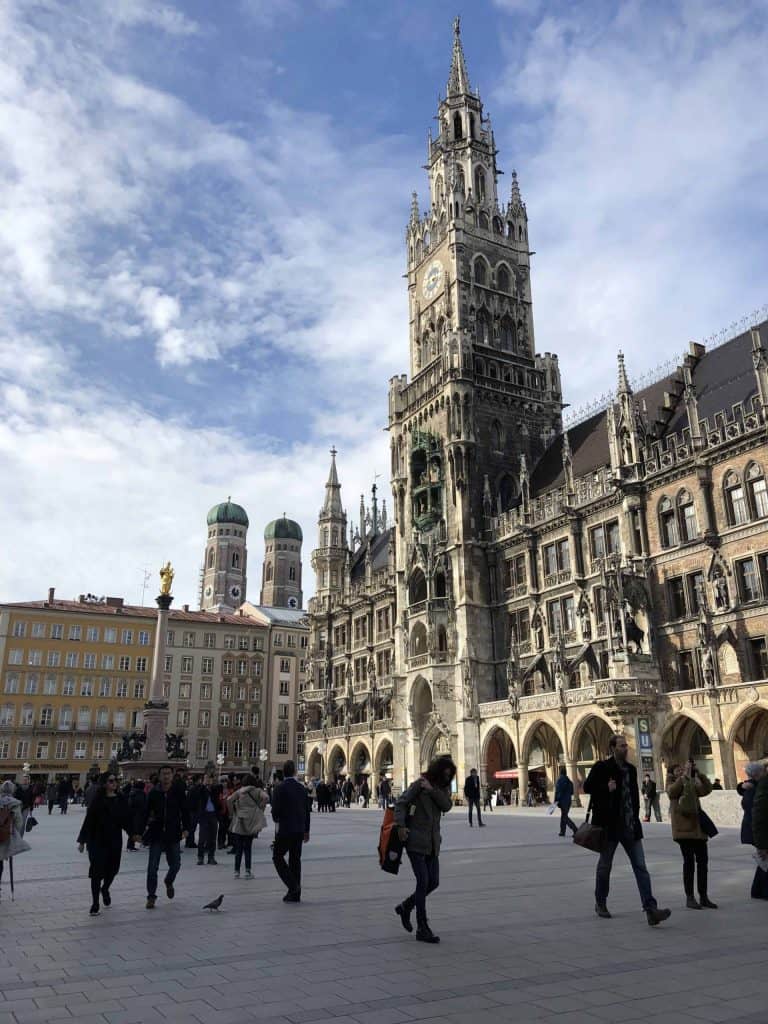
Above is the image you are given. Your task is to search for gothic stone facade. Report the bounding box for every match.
[301,23,768,794]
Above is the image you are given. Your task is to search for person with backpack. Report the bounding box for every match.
[227,773,268,879]
[77,772,138,915]
[0,780,31,897]
[393,755,456,944]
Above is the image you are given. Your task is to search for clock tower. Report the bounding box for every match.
[200,499,249,613]
[388,19,563,770]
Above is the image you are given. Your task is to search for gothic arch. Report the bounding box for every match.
[481,723,517,776]
[326,743,347,776]
[473,255,490,287]
[660,711,713,772]
[727,702,768,779]
[349,740,372,777]
[519,717,564,766]
[568,712,615,767]
[374,737,394,774]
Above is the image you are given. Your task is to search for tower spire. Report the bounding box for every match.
[447,16,471,96]
[617,351,631,395]
[322,446,343,515]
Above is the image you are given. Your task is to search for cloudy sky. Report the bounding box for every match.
[1,0,766,607]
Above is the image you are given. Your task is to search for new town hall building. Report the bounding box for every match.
[300,22,768,796]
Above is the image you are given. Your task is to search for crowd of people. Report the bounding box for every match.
[2,736,768,942]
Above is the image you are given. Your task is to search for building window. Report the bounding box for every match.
[27,650,42,666]
[44,676,57,695]
[279,679,290,696]
[116,680,128,698]
[221,685,231,700]
[65,652,78,668]
[687,572,705,614]
[86,626,99,642]
[678,490,698,542]
[136,657,147,672]
[31,622,45,638]
[218,739,228,757]
[69,625,81,641]
[736,557,760,603]
[253,636,263,651]
[724,471,749,525]
[197,739,209,759]
[204,633,216,649]
[250,710,260,727]
[39,706,53,727]
[224,635,235,650]
[233,740,243,759]
[55,740,67,759]
[201,657,213,675]
[83,653,95,670]
[167,630,175,647]
[748,637,768,680]
[24,674,39,695]
[104,628,117,644]
[667,577,687,619]
[238,636,249,651]
[133,682,145,699]
[0,704,14,726]
[223,659,233,675]
[139,630,151,646]
[74,741,87,759]
[177,710,190,727]
[7,650,22,666]
[278,704,289,720]
[179,682,191,699]
[678,651,697,689]
[181,656,193,674]
[164,655,173,673]
[237,658,247,675]
[36,741,49,759]
[47,651,61,667]
[80,679,93,697]
[182,631,195,648]
[200,683,212,700]
[62,677,75,696]
[235,711,245,728]
[93,740,105,758]
[658,497,678,548]
[16,740,30,759]
[199,710,210,727]
[279,658,290,673]
[50,624,63,640]
[77,707,91,730]
[0,741,8,759]
[96,708,109,727]
[276,730,288,755]
[12,621,26,638]
[503,554,527,592]
[121,630,134,645]
[119,656,131,671]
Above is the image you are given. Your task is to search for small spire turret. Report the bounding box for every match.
[447,16,471,97]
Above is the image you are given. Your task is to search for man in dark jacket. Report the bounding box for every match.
[554,766,577,837]
[271,760,311,903]
[142,765,190,909]
[463,769,484,827]
[641,774,662,822]
[189,773,221,865]
[583,735,671,926]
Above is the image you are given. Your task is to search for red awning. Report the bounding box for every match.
[494,769,519,779]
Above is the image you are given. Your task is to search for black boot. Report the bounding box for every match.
[595,902,612,919]
[395,903,413,933]
[416,921,440,943]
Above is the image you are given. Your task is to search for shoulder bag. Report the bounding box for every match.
[573,800,605,853]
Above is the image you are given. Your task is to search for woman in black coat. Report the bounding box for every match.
[738,762,768,900]
[77,772,136,915]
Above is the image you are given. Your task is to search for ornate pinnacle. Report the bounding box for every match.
[510,169,522,206]
[410,191,420,224]
[447,16,471,96]
[617,351,631,394]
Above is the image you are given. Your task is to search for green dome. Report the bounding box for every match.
[207,500,249,528]
[264,516,303,542]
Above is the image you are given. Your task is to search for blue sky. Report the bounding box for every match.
[1,0,767,606]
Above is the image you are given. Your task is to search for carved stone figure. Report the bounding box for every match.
[701,648,715,688]
[159,561,174,596]
[165,733,186,759]
[714,573,730,610]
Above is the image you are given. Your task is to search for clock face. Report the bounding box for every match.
[230,586,241,599]
[204,586,212,598]
[287,597,298,609]
[422,260,442,300]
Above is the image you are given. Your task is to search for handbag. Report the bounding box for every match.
[677,778,698,817]
[573,801,605,853]
[698,808,718,838]
[25,814,38,833]
[377,806,404,874]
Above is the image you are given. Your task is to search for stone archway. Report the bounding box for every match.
[570,714,614,787]
[521,719,564,797]
[661,714,714,779]
[482,725,517,799]
[374,739,394,776]
[349,740,372,782]
[327,743,347,780]
[306,747,322,780]
[730,704,768,782]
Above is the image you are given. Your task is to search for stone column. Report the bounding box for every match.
[142,592,173,762]
[706,691,733,787]
[566,759,581,807]
[517,762,529,805]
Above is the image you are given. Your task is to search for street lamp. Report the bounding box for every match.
[259,748,268,782]
[318,740,327,783]
[399,733,408,790]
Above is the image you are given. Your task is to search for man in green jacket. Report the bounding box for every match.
[393,755,455,944]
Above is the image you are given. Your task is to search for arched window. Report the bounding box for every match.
[289,565,296,581]
[491,421,503,451]
[488,363,498,379]
[331,529,338,546]
[423,229,431,249]
[475,309,491,346]
[469,113,476,139]
[434,175,444,202]
[474,357,485,376]
[746,463,768,518]
[409,569,427,604]
[453,113,463,140]
[322,527,329,546]
[434,571,447,597]
[474,166,486,199]
[497,265,511,292]
[456,166,465,195]
[677,490,697,542]
[724,471,748,525]
[498,475,517,511]
[518,224,524,240]
[474,259,487,286]
[499,316,516,351]
[658,496,678,548]
[266,563,273,582]
[437,626,448,652]
[478,211,489,230]
[207,548,214,569]
[493,216,504,235]
[232,551,240,569]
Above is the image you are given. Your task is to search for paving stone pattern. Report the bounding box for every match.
[0,805,765,1024]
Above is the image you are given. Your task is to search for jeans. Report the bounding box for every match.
[403,851,440,928]
[146,841,181,897]
[197,812,218,862]
[559,808,577,835]
[595,835,657,910]
[467,798,482,825]
[233,833,254,873]
[678,838,708,897]
[643,796,662,821]
[272,833,303,895]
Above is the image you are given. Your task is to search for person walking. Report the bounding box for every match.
[641,774,662,822]
[464,768,484,827]
[46,781,57,816]
[360,778,370,809]
[0,780,31,899]
[15,775,35,832]
[228,773,268,879]
[739,762,768,900]
[190,773,221,866]
[142,764,190,910]
[583,734,671,926]
[271,760,311,903]
[393,755,455,944]
[57,776,72,814]
[483,784,494,813]
[343,778,354,808]
[554,766,577,837]
[77,772,138,916]
[666,762,718,909]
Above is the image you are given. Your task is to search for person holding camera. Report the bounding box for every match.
[666,759,717,909]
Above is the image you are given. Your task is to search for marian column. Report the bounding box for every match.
[120,562,174,779]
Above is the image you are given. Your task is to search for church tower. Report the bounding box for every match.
[311,448,348,602]
[388,20,563,769]
[200,499,249,612]
[260,516,304,609]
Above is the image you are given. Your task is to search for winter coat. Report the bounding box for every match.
[738,781,757,845]
[464,774,481,800]
[666,772,713,842]
[394,777,452,856]
[227,785,268,836]
[46,783,57,803]
[752,774,768,851]
[583,757,643,841]
[77,793,132,849]
[0,795,31,860]
[128,786,147,835]
[641,779,657,802]
[142,783,191,845]
[271,777,311,836]
[554,775,574,811]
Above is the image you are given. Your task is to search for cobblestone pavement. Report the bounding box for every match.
[1,803,765,1024]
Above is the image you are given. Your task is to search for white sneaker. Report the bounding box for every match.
[234,871,240,879]
[244,871,253,880]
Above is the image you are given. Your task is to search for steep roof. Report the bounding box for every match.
[350,527,393,582]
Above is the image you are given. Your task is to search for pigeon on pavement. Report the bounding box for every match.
[203,894,224,911]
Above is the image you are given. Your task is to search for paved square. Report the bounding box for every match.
[1,806,765,1024]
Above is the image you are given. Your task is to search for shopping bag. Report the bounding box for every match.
[377,807,404,874]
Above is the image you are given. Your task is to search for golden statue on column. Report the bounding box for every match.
[159,561,174,596]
